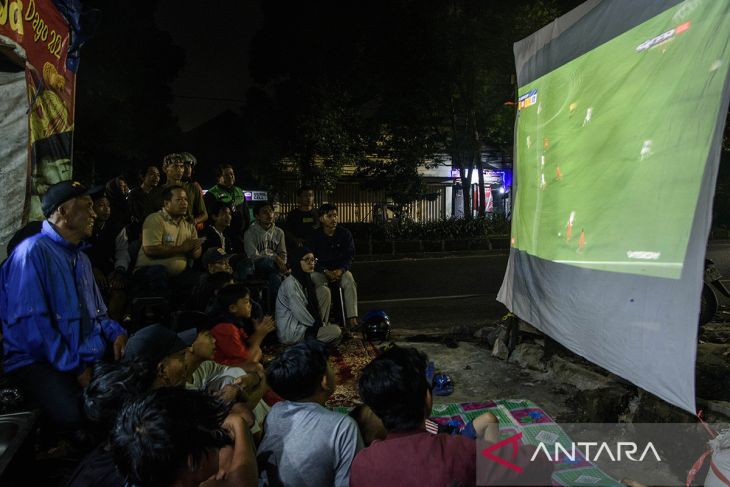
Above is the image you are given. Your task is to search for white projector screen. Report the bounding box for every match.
[499,0,730,413]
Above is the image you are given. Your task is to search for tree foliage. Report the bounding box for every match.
[247,1,368,192]
[355,0,581,217]
[72,0,184,184]
[246,0,584,208]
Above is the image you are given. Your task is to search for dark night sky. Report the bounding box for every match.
[154,0,263,132]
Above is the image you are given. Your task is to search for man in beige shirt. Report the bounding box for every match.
[134,185,203,299]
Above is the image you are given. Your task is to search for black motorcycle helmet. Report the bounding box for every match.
[362,310,391,342]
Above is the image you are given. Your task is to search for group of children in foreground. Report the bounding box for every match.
[68,310,555,487]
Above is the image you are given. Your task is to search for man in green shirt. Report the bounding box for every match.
[206,164,252,236]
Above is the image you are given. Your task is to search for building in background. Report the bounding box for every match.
[276,151,512,224]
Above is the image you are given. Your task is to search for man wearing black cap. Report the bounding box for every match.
[124,323,268,432]
[202,247,234,275]
[123,323,198,388]
[0,181,128,444]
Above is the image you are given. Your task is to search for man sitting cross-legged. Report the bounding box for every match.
[186,324,263,409]
[350,346,554,487]
[257,340,363,487]
[182,324,270,438]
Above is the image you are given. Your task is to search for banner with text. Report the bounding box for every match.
[0,0,77,254]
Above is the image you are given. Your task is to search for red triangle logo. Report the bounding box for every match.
[480,432,524,473]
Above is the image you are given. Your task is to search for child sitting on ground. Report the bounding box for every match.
[349,402,498,449]
[209,283,276,366]
[183,323,270,438]
[258,340,363,487]
[351,346,553,487]
[123,323,269,436]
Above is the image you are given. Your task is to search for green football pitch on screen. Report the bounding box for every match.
[512,0,730,279]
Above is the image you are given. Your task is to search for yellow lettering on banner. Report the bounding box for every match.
[31,13,47,41]
[47,30,61,58]
[23,0,47,42]
[8,0,21,35]
[23,0,32,20]
[0,0,8,26]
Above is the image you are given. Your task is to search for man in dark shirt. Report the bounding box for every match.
[85,191,130,322]
[200,198,245,255]
[306,203,358,331]
[205,164,252,237]
[126,165,161,239]
[285,186,319,249]
[200,199,252,280]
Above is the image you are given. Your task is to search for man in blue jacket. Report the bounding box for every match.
[307,203,359,333]
[0,181,128,443]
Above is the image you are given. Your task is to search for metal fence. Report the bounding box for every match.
[276,180,447,223]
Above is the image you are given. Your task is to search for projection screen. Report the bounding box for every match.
[498,0,730,413]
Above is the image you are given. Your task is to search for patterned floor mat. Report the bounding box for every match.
[326,339,380,407]
[428,400,624,487]
[332,399,623,486]
[263,338,380,408]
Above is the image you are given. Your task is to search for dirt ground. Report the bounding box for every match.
[392,337,581,421]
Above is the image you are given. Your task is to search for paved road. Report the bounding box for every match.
[353,243,730,330]
[353,254,509,330]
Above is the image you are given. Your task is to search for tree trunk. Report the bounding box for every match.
[476,154,485,218]
[458,158,473,220]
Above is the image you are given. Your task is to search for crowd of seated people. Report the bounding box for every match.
[2,154,361,338]
[0,153,555,486]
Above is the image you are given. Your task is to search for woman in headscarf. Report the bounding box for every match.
[275,245,342,344]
